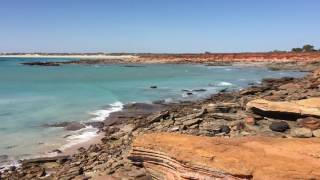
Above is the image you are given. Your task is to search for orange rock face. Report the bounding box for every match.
[137,52,320,63]
[130,133,320,180]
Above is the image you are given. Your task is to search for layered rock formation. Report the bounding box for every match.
[129,133,320,180]
[246,98,320,119]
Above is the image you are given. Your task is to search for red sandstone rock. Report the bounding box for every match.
[298,117,320,130]
[129,133,320,180]
[138,52,320,63]
[246,98,320,119]
[245,116,255,125]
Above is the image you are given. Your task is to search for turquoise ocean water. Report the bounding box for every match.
[0,57,305,166]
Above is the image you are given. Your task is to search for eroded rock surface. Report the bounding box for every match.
[130,133,320,180]
[246,98,320,119]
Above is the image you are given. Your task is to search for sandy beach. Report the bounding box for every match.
[0,54,138,60]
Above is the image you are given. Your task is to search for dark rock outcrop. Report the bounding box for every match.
[269,121,290,132]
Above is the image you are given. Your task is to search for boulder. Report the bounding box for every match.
[129,133,320,179]
[297,117,320,130]
[313,129,320,137]
[291,128,313,138]
[220,125,231,134]
[269,121,290,132]
[246,98,320,120]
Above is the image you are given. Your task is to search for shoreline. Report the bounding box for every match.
[1,62,320,179]
[0,54,138,60]
[12,52,320,72]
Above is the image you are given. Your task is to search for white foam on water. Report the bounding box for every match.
[58,101,124,151]
[89,101,123,121]
[60,126,99,150]
[0,160,20,172]
[217,81,233,86]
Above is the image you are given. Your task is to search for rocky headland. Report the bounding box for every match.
[1,62,320,179]
[21,52,320,71]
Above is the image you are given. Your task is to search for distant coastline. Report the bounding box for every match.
[1,52,320,63]
[0,54,138,60]
[6,52,320,72]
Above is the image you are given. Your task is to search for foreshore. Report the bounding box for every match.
[1,59,320,179]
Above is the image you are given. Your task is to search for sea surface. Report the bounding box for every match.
[0,57,305,166]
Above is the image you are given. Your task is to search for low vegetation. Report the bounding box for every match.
[292,44,319,52]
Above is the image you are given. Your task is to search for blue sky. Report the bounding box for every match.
[0,0,319,53]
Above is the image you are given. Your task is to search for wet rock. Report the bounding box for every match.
[269,121,290,132]
[297,117,320,130]
[51,149,62,154]
[313,129,320,137]
[192,89,207,92]
[85,121,104,129]
[219,88,228,93]
[152,100,166,104]
[65,122,86,131]
[9,166,16,171]
[43,121,86,131]
[291,128,313,138]
[186,92,193,95]
[22,61,61,66]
